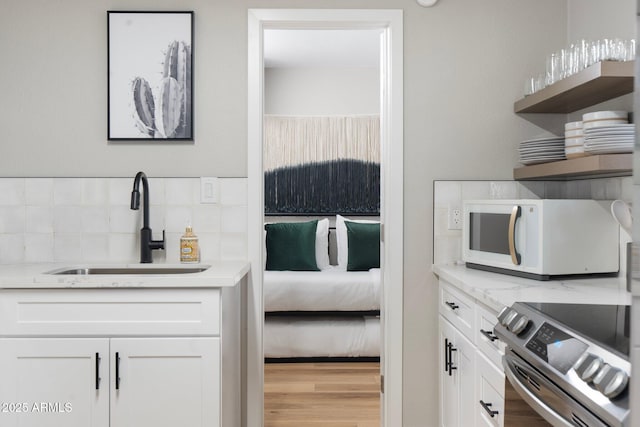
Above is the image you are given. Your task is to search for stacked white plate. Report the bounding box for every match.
[519,136,566,165]
[583,124,635,154]
[582,110,628,130]
[564,121,586,159]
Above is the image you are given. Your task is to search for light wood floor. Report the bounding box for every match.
[264,362,381,427]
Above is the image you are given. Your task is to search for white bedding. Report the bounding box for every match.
[263,267,380,312]
[264,316,380,358]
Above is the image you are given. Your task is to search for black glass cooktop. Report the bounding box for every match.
[523,302,630,358]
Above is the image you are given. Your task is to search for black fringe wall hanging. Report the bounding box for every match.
[264,115,380,215]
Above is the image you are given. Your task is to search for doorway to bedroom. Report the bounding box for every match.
[248,9,403,427]
[262,27,382,426]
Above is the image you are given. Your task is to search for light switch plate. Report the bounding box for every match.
[200,177,218,204]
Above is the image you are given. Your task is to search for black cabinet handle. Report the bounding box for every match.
[115,352,121,390]
[444,338,450,374]
[480,329,499,342]
[446,342,457,376]
[95,353,101,390]
[445,301,460,310]
[480,400,499,417]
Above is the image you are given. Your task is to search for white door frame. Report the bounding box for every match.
[247,9,403,426]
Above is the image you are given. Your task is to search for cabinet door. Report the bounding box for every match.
[475,351,505,427]
[439,317,476,427]
[439,317,458,427]
[0,338,109,427]
[110,337,220,427]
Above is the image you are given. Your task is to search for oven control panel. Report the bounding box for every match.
[525,322,588,374]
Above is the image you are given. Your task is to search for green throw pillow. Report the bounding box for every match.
[265,220,319,271]
[345,221,380,271]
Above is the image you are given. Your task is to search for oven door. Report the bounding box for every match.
[503,351,608,427]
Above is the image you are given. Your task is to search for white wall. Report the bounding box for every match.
[568,0,636,41]
[7,0,632,424]
[264,67,379,115]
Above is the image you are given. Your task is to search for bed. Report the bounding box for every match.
[263,215,381,360]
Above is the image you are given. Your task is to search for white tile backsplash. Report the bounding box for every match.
[109,178,132,206]
[24,233,54,263]
[54,206,83,233]
[220,178,247,206]
[25,178,53,205]
[0,177,248,265]
[81,233,109,262]
[433,181,461,209]
[108,233,138,263]
[0,234,24,264]
[54,178,83,205]
[25,206,53,233]
[82,178,109,206]
[81,207,110,233]
[109,206,139,233]
[193,205,221,232]
[222,206,248,233]
[165,206,194,232]
[0,179,25,206]
[166,178,196,205]
[0,207,25,233]
[490,181,518,199]
[220,233,248,260]
[54,233,83,262]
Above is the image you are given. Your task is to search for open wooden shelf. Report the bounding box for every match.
[513,154,632,180]
[514,61,634,114]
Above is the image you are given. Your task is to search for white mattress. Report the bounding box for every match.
[264,316,380,358]
[264,267,380,312]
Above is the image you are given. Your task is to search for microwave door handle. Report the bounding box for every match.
[508,205,522,265]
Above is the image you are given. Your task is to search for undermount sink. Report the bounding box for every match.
[47,266,210,275]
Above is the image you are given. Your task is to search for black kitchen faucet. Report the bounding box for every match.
[130,171,165,263]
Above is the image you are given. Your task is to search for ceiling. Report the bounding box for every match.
[263,29,381,68]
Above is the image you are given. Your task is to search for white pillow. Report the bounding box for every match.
[335,214,380,270]
[263,219,330,270]
[315,218,330,270]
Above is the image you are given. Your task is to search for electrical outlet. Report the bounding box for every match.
[448,205,462,230]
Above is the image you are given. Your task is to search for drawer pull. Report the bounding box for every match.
[115,352,121,390]
[480,329,499,342]
[480,400,499,417]
[95,353,101,390]
[445,301,460,310]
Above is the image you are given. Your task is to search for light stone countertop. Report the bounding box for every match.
[433,263,631,313]
[0,261,251,289]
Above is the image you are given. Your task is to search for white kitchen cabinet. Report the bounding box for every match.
[110,338,220,427]
[439,279,506,427]
[439,316,475,427]
[475,351,505,427]
[0,338,109,427]
[0,286,240,427]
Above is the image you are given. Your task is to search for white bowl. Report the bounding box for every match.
[583,110,628,122]
[583,118,629,129]
[565,136,584,147]
[565,121,583,131]
[565,129,584,138]
[565,146,588,159]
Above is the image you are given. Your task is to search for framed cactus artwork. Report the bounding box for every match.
[107,11,193,141]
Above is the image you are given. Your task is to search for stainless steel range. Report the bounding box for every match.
[494,302,630,427]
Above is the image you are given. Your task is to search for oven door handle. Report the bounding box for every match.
[504,360,572,427]
[508,205,522,265]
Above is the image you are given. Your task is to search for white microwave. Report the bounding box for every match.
[462,199,619,280]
